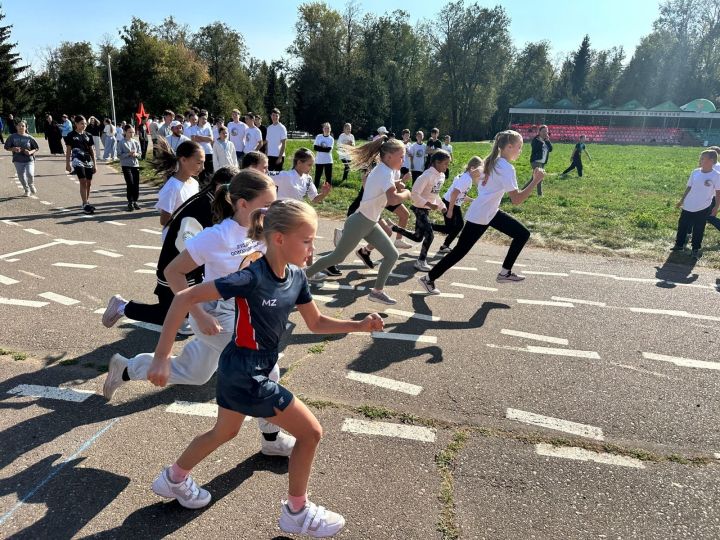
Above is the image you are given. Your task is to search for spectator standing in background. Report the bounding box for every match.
[227,109,247,162]
[313,122,334,189]
[138,115,149,160]
[337,123,355,183]
[425,127,442,169]
[525,124,552,196]
[102,118,117,161]
[243,113,263,154]
[255,114,267,154]
[265,108,288,172]
[45,115,64,155]
[8,114,17,135]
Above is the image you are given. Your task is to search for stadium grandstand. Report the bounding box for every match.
[509,97,720,146]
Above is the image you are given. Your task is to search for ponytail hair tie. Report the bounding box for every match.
[259,207,269,215]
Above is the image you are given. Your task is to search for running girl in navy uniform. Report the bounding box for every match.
[149,199,384,538]
[419,130,544,294]
[64,115,97,214]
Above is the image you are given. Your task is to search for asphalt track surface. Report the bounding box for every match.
[1,142,719,539]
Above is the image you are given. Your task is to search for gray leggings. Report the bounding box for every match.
[306,211,398,290]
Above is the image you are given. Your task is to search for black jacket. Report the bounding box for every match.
[530,136,552,164]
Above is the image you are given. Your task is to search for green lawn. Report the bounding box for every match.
[127,140,717,267]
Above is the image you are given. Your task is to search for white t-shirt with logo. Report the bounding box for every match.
[442,143,453,156]
[682,168,720,212]
[266,122,288,157]
[244,126,263,153]
[185,218,265,282]
[444,172,475,206]
[227,121,247,152]
[402,141,412,169]
[408,142,426,171]
[337,133,355,160]
[156,176,200,240]
[357,162,399,222]
[274,169,319,201]
[187,124,213,155]
[465,158,518,225]
[314,134,334,165]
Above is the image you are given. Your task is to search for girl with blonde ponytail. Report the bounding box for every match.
[418,130,544,294]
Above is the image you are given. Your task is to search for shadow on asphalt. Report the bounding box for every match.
[654,252,701,289]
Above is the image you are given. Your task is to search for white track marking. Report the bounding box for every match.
[134,269,156,274]
[52,263,97,269]
[57,239,96,246]
[140,228,162,235]
[7,384,94,402]
[506,408,604,440]
[122,318,163,332]
[411,291,464,298]
[40,201,52,205]
[486,259,527,267]
[144,262,158,268]
[486,343,600,359]
[372,331,437,344]
[522,271,569,277]
[126,244,161,250]
[93,308,105,314]
[341,418,436,443]
[571,270,618,279]
[0,275,19,285]
[517,299,574,308]
[630,307,720,322]
[4,259,19,262]
[18,271,44,279]
[165,401,256,421]
[1,220,19,226]
[312,295,336,303]
[346,370,423,395]
[609,362,671,380]
[93,249,123,258]
[0,297,49,307]
[385,308,441,322]
[317,283,366,291]
[448,266,478,271]
[450,282,498,292]
[363,271,408,279]
[535,443,644,469]
[551,296,606,307]
[0,240,61,259]
[642,352,720,371]
[104,221,126,227]
[38,292,81,305]
[714,453,720,460]
[500,329,569,345]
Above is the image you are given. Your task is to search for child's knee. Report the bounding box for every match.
[518,227,531,242]
[211,424,241,443]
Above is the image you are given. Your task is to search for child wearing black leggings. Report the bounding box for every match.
[418,130,544,294]
[313,122,334,188]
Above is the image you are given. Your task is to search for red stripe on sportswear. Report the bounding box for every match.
[234,297,259,350]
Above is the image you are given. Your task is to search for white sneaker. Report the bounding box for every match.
[152,467,211,509]
[24,189,31,197]
[260,432,296,457]
[394,238,412,249]
[496,271,526,283]
[102,294,127,328]
[333,228,343,247]
[103,353,128,400]
[368,289,397,305]
[279,500,346,538]
[414,259,432,272]
[177,318,194,336]
[29,185,37,194]
[306,270,327,283]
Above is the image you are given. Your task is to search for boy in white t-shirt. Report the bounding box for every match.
[227,109,247,161]
[408,130,426,184]
[243,114,263,154]
[671,149,720,259]
[265,108,288,171]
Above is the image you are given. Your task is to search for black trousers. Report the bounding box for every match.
[314,163,333,188]
[394,207,434,260]
[139,138,148,159]
[201,154,214,184]
[432,200,464,247]
[268,156,284,172]
[562,158,583,177]
[347,187,363,217]
[124,285,175,326]
[341,158,351,182]
[428,210,530,281]
[675,204,712,250]
[410,170,423,185]
[121,166,140,202]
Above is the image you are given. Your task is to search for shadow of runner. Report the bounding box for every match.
[654,252,700,289]
[81,454,288,539]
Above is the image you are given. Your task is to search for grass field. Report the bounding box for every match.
[126,139,719,268]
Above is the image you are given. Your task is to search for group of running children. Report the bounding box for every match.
[85,115,720,537]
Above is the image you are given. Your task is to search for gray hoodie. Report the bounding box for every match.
[117,138,140,167]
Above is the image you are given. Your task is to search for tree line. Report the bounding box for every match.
[1,0,719,139]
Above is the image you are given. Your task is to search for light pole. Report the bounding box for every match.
[107,53,116,125]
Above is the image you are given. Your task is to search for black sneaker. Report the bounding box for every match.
[83,204,94,215]
[88,204,96,213]
[325,265,342,277]
[670,245,685,251]
[691,249,702,259]
[133,202,141,210]
[127,203,134,211]
[357,248,375,269]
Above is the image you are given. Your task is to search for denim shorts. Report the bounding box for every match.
[216,347,294,418]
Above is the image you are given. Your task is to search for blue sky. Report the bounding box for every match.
[5,0,660,71]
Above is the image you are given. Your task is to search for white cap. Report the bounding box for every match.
[170,121,182,128]
[377,126,388,134]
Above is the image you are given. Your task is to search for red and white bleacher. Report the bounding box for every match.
[512,124,683,145]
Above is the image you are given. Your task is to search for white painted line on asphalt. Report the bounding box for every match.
[714,453,720,460]
[501,329,569,345]
[93,249,123,258]
[126,244,161,250]
[144,262,158,268]
[0,297,49,307]
[52,263,97,269]
[312,294,336,303]
[609,362,671,380]
[134,269,156,274]
[535,443,644,469]
[57,239,96,246]
[551,296,606,307]
[140,228,162,235]
[506,408,604,440]
[385,308,441,322]
[341,418,436,443]
[38,292,81,306]
[318,283,367,291]
[0,274,19,285]
[630,307,720,322]
[523,271,569,277]
[486,343,600,359]
[18,270,44,280]
[448,266,478,271]
[4,258,19,262]
[40,200,53,205]
[372,331,437,344]
[1,219,19,226]
[517,299,574,308]
[642,352,720,371]
[0,240,62,259]
[411,291,464,298]
[104,220,126,227]
[346,370,423,395]
[571,269,664,285]
[122,318,163,332]
[450,282,498,292]
[571,270,616,279]
[93,308,105,314]
[7,384,95,402]
[166,401,254,421]
[486,259,527,267]
[363,271,409,279]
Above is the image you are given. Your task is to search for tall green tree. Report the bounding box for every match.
[0,6,29,114]
[570,35,592,104]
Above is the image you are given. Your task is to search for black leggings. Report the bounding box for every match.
[124,285,174,326]
[347,187,364,216]
[341,158,351,182]
[428,210,530,281]
[122,166,140,202]
[394,207,434,261]
[431,200,464,247]
[314,163,333,188]
[562,158,583,177]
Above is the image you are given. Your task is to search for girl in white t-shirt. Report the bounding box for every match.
[337,122,355,183]
[212,126,238,170]
[442,135,454,179]
[432,156,484,253]
[153,139,205,240]
[419,130,544,294]
[102,170,294,457]
[313,122,334,189]
[304,137,412,305]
